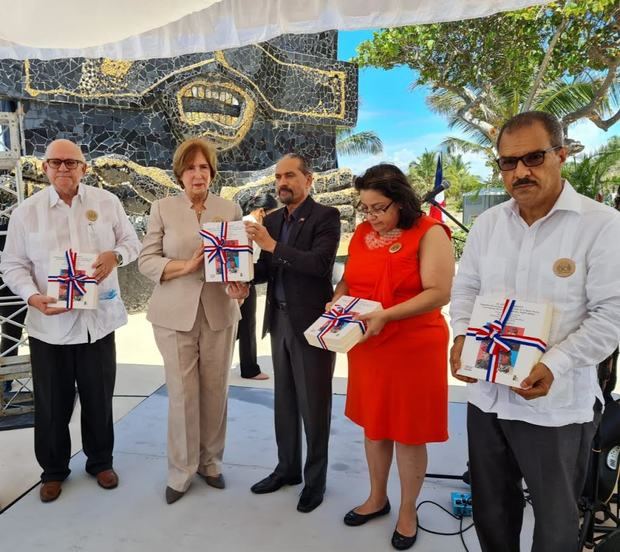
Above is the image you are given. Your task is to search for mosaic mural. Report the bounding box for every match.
[0,32,358,310]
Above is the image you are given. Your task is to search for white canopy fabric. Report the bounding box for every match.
[1,0,549,60]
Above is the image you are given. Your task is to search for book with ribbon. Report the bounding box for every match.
[47,249,98,310]
[200,221,254,282]
[304,295,383,353]
[458,297,553,386]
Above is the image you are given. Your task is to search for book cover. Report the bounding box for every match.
[201,221,254,283]
[304,295,382,353]
[47,250,99,310]
[458,297,552,386]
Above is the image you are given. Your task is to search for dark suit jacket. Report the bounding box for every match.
[254,196,340,339]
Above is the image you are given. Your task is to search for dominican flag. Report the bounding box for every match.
[428,154,446,223]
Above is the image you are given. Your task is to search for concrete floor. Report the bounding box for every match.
[0,296,593,551]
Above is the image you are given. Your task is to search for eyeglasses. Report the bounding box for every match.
[46,158,84,170]
[355,201,393,217]
[496,146,562,172]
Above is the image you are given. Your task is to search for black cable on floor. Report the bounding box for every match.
[416,499,476,552]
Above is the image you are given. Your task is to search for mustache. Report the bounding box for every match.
[278,187,292,193]
[513,178,536,187]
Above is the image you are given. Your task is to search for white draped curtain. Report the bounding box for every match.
[0,0,549,60]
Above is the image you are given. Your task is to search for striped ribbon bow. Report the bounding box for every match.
[199,222,253,282]
[47,249,98,309]
[317,297,367,350]
[466,299,547,383]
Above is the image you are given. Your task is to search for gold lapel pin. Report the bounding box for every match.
[86,209,98,222]
[389,242,402,254]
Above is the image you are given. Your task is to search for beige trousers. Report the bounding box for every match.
[153,305,236,492]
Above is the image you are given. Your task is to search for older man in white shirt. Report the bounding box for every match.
[450,112,620,552]
[0,139,140,503]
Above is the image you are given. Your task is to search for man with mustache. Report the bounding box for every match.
[449,112,620,551]
[244,153,340,513]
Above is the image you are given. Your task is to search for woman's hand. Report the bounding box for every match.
[184,246,205,275]
[226,282,250,300]
[355,309,389,343]
[449,335,477,384]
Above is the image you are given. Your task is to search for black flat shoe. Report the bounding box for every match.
[391,517,418,550]
[344,500,391,526]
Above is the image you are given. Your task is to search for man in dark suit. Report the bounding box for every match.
[244,153,340,513]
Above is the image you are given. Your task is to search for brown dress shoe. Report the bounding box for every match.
[165,486,185,504]
[40,481,62,503]
[205,474,225,489]
[96,469,119,489]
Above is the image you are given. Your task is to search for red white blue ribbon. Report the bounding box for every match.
[47,249,98,309]
[466,299,547,383]
[316,297,367,350]
[199,222,253,282]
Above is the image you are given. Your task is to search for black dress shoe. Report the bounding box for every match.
[165,486,185,505]
[251,473,302,494]
[344,500,391,526]
[296,486,324,513]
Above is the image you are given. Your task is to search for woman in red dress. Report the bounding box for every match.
[331,164,454,550]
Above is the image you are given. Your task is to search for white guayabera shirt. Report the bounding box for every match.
[450,182,620,427]
[1,184,141,345]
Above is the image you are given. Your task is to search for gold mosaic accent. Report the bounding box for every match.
[100,59,133,79]
[24,58,216,99]
[176,80,256,150]
[90,157,177,190]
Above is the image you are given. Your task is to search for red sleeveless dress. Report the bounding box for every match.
[344,216,449,445]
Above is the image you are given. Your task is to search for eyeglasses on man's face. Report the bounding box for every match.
[355,201,394,217]
[496,146,562,172]
[46,158,84,170]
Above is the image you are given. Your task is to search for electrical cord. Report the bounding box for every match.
[416,499,476,552]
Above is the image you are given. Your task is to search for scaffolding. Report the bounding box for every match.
[0,105,32,417]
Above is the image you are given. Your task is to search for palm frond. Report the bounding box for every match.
[336,130,383,156]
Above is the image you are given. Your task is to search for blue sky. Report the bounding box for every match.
[337,30,620,179]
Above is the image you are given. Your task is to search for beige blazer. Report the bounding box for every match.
[139,192,242,332]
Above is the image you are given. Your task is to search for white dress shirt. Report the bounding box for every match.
[450,182,620,426]
[0,184,141,345]
[243,213,261,263]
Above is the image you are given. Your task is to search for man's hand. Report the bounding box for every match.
[226,282,250,300]
[511,362,554,400]
[184,246,205,275]
[245,221,276,253]
[28,294,69,316]
[92,250,119,282]
[356,310,389,343]
[449,335,477,384]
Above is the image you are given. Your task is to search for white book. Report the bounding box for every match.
[201,221,254,283]
[304,295,383,354]
[47,250,98,310]
[458,297,553,387]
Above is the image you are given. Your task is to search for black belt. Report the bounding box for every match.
[274,301,288,310]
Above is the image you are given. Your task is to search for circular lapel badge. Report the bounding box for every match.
[553,258,576,278]
[86,209,98,222]
[389,242,402,254]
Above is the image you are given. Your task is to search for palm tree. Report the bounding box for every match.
[428,76,619,178]
[561,136,620,199]
[336,128,383,156]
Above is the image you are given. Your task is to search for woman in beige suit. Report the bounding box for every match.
[139,138,242,504]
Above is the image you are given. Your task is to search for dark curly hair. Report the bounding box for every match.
[354,163,423,229]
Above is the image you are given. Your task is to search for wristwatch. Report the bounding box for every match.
[114,251,123,267]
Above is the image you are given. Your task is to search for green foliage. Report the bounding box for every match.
[336,128,383,156]
[355,1,619,162]
[408,150,484,208]
[561,136,620,198]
